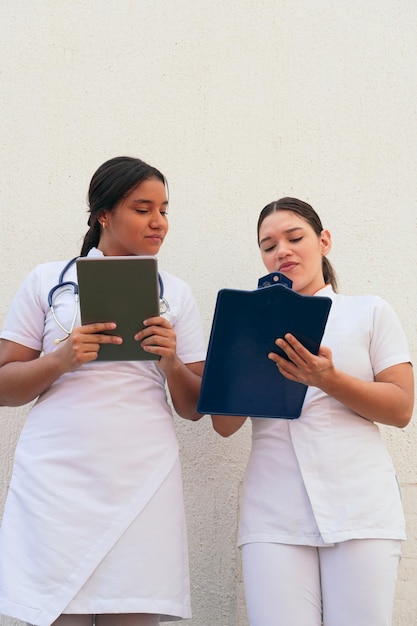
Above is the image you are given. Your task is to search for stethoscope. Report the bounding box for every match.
[48,256,169,344]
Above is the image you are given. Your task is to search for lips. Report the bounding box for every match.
[279,262,297,272]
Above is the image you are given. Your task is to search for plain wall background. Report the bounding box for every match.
[0,1,416,624]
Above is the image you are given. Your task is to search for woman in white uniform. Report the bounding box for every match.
[211,197,414,626]
[0,157,206,626]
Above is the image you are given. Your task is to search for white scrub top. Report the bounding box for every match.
[0,249,206,626]
[239,286,411,548]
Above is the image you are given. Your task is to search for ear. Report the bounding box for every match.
[320,229,332,256]
[98,210,109,228]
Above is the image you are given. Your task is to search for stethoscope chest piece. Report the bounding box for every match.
[159,296,170,315]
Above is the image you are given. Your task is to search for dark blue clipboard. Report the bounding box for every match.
[198,273,332,419]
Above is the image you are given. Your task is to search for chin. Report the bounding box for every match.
[133,247,161,256]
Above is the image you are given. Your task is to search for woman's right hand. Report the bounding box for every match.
[0,323,122,407]
[56,322,122,371]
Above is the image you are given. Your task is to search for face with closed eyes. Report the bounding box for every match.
[97,177,169,256]
[258,210,331,296]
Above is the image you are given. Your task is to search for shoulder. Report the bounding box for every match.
[159,269,192,294]
[13,259,77,302]
[329,290,387,311]
[324,290,403,333]
[330,292,405,339]
[158,270,203,332]
[28,258,74,277]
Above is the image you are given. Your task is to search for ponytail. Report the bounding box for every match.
[80,217,100,256]
[322,257,338,292]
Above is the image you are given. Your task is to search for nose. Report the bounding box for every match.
[276,241,292,259]
[150,211,165,229]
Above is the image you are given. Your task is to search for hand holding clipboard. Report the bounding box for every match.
[198,273,332,419]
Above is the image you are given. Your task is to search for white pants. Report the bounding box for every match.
[241,539,402,626]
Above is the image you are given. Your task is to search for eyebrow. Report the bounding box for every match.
[259,226,304,246]
[131,199,169,207]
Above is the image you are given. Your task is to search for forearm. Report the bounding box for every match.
[163,358,204,421]
[273,336,413,429]
[319,365,414,428]
[211,414,247,437]
[0,352,67,407]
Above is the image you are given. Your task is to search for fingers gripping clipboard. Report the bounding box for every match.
[198,273,332,419]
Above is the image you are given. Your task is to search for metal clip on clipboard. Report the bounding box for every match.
[197,270,332,419]
[257,272,293,290]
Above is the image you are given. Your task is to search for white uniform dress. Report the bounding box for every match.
[0,248,206,626]
[239,286,410,548]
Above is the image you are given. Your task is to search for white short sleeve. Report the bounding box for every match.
[370,296,411,375]
[1,266,47,351]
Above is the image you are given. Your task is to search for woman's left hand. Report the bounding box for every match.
[269,332,414,428]
[269,333,334,388]
[135,316,177,373]
[135,316,205,421]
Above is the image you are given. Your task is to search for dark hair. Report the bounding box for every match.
[80,156,167,256]
[257,197,338,292]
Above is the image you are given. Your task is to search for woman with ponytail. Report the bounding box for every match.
[0,157,205,626]
[211,197,414,626]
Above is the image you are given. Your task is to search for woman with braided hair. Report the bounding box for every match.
[0,156,205,626]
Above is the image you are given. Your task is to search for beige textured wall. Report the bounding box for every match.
[1,1,416,625]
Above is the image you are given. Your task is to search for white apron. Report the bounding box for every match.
[0,251,206,625]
